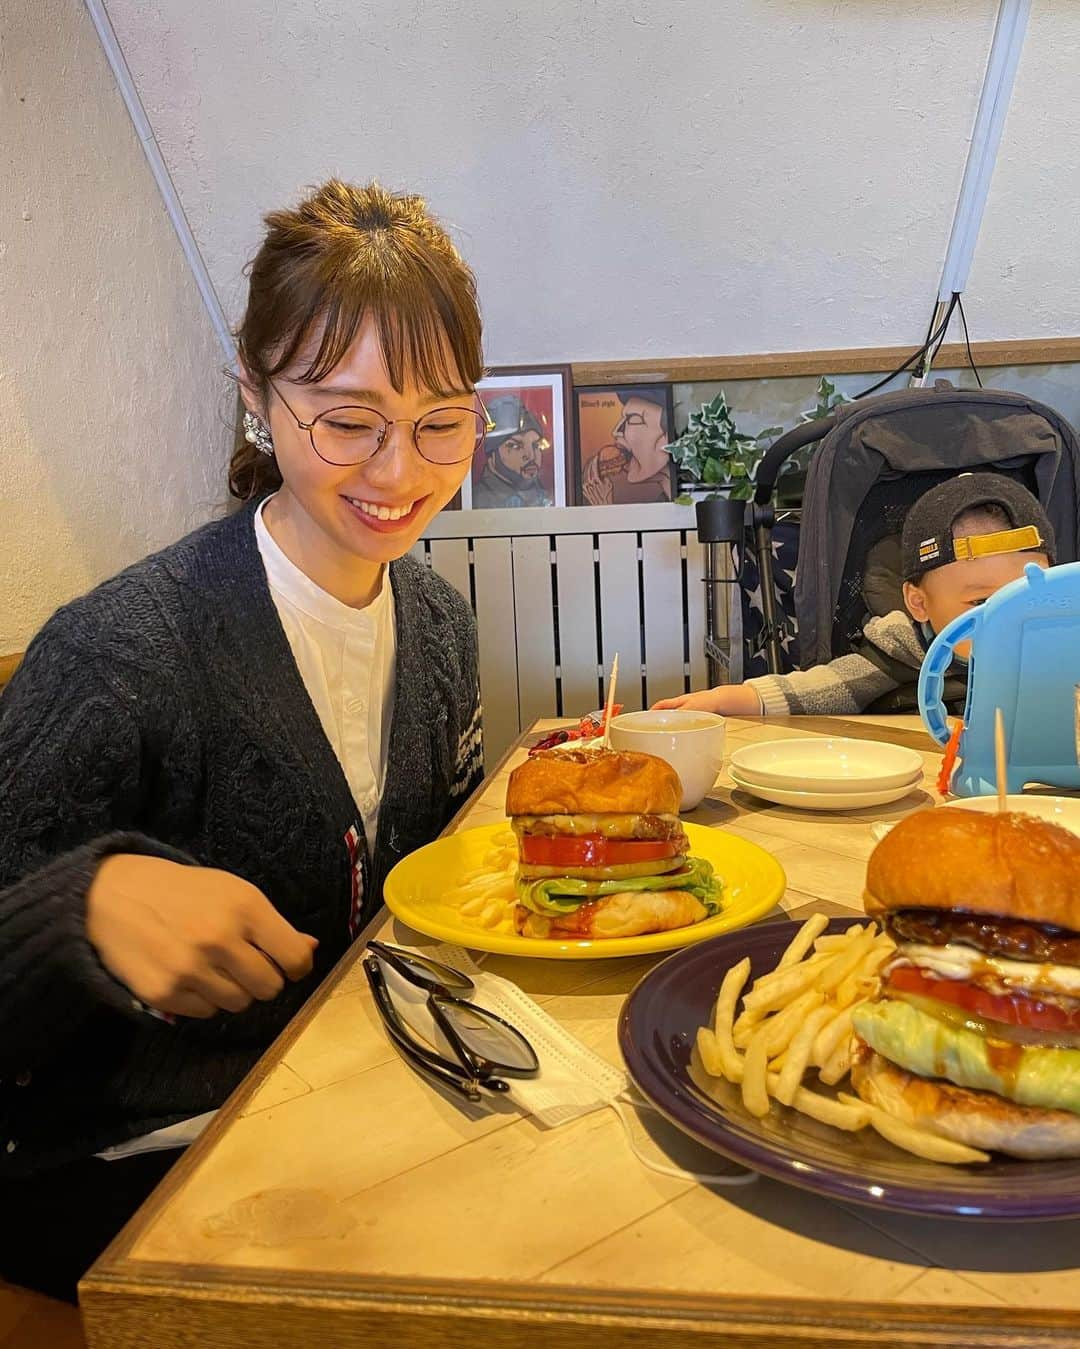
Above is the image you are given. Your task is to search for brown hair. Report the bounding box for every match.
[951,502,1011,536]
[229,180,484,501]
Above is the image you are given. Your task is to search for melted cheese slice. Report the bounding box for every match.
[893,943,1080,1001]
[512,813,681,839]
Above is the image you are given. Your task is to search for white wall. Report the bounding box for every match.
[102,0,1080,366]
[0,0,229,654]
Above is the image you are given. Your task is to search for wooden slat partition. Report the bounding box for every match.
[596,533,644,713]
[471,536,519,767]
[511,535,558,728]
[685,538,710,693]
[421,503,711,766]
[554,533,601,716]
[641,530,687,706]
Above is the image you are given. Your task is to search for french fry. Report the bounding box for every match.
[696,1027,730,1080]
[816,927,875,995]
[741,957,830,1016]
[745,949,830,997]
[732,1009,766,1049]
[741,1025,772,1118]
[776,1079,868,1133]
[777,913,830,969]
[818,1033,854,1086]
[838,1095,990,1164]
[760,987,825,1057]
[711,957,750,1082]
[695,913,905,1145]
[774,1003,836,1106]
[811,1005,853,1068]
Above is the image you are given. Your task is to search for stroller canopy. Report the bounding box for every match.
[794,385,1080,669]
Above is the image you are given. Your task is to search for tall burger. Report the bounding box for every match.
[505,747,722,940]
[852,808,1080,1159]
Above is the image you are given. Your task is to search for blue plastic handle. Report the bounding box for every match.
[918,609,979,745]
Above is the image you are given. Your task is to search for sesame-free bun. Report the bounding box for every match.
[864,808,1080,933]
[506,748,681,818]
[852,1050,1080,1160]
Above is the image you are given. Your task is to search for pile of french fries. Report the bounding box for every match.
[696,913,990,1164]
[448,830,518,934]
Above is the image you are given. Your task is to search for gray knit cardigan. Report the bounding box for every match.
[0,502,482,1177]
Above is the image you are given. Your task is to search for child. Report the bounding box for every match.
[0,180,487,1300]
[654,474,1055,717]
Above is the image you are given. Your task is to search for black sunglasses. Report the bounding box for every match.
[364,941,539,1104]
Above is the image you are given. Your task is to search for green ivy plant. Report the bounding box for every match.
[666,392,781,502]
[667,377,850,502]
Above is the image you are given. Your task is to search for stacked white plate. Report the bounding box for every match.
[728,737,924,812]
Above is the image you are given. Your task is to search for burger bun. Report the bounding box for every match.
[864,808,1080,934]
[506,747,681,818]
[852,1049,1080,1161]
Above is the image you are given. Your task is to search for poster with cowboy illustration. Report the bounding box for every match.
[461,366,572,509]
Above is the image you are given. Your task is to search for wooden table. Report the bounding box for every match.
[82,716,1080,1347]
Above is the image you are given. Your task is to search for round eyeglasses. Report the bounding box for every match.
[267,379,492,467]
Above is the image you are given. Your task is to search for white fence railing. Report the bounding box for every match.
[414,504,732,767]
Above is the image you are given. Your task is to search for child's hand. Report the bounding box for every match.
[651,684,764,715]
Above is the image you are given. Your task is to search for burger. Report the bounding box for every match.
[505,747,722,940]
[852,808,1080,1159]
[595,443,631,480]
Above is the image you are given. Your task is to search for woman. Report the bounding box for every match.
[0,180,486,1300]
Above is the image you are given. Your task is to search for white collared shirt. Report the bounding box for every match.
[254,497,396,849]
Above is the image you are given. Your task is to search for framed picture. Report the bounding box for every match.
[573,384,677,506]
[458,366,568,507]
[461,365,573,509]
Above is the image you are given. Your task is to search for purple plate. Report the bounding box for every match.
[619,918,1080,1220]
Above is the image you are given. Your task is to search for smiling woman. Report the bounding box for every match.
[0,180,486,1302]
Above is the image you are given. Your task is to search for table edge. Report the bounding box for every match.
[78,1263,1080,1346]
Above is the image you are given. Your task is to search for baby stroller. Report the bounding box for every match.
[730,382,1080,704]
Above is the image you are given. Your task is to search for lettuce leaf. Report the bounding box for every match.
[516,855,723,917]
[852,998,1080,1116]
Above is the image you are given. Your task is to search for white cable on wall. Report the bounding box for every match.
[83,0,236,363]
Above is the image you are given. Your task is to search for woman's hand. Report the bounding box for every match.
[86,854,318,1019]
[651,684,765,716]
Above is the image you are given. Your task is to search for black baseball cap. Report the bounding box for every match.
[901,473,1055,581]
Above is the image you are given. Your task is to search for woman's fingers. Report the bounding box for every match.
[245,900,318,981]
[218,941,286,1002]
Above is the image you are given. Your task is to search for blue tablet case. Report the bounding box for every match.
[918,561,1080,796]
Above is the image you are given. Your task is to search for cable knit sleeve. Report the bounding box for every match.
[0,628,191,1072]
[449,678,484,805]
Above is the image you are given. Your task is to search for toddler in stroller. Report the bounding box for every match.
[657,473,1053,717]
[658,382,1080,718]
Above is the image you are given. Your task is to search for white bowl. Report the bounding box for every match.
[608,709,726,811]
[938,794,1080,837]
[729,768,924,812]
[729,737,924,793]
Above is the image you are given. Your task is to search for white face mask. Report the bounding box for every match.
[373,944,756,1189]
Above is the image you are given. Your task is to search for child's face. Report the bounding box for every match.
[903,551,1050,657]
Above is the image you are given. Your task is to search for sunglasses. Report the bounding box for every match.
[364,941,539,1103]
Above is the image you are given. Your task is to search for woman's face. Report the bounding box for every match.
[249,316,475,571]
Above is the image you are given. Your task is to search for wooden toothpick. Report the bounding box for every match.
[602,653,619,749]
[994,707,1007,812]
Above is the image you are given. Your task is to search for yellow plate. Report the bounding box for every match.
[382,822,787,959]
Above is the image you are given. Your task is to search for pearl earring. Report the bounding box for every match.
[243,411,275,457]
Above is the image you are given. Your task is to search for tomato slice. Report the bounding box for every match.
[887,964,1080,1034]
[519,834,676,868]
